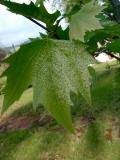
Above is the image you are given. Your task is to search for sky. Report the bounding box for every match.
[0,0,111,62]
[0,0,47,47]
[0,0,66,48]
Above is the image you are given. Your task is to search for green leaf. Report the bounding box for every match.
[56,26,69,40]
[69,1,105,42]
[107,39,120,53]
[86,22,120,53]
[1,39,95,132]
[0,0,60,29]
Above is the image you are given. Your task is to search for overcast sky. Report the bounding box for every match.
[0,0,47,47]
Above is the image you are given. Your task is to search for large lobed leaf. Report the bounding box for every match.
[0,0,60,29]
[69,1,105,42]
[1,39,95,132]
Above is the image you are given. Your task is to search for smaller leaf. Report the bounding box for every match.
[86,22,120,53]
[69,1,105,42]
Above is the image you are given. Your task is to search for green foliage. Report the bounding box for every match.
[109,0,120,23]
[0,0,60,29]
[86,22,120,53]
[69,1,105,42]
[51,0,91,14]
[56,26,69,40]
[107,39,120,52]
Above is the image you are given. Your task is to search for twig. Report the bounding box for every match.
[96,49,120,61]
[106,52,120,61]
[25,16,50,32]
[26,16,60,39]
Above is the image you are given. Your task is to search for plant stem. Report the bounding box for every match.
[106,52,120,61]
[25,16,50,32]
[26,16,60,39]
[96,49,120,61]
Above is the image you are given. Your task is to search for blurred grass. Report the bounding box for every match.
[0,117,120,160]
[0,61,120,159]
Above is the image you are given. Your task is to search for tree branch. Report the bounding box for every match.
[25,16,60,39]
[96,49,120,61]
[106,51,120,61]
[25,16,50,32]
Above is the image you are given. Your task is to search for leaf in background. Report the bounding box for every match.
[1,39,95,132]
[107,39,120,53]
[86,22,120,53]
[0,0,60,29]
[69,1,105,42]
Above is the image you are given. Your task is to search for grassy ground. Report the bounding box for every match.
[1,61,120,160]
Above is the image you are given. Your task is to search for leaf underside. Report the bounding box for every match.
[69,1,105,42]
[1,39,95,132]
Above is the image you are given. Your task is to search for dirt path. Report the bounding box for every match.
[0,114,53,132]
